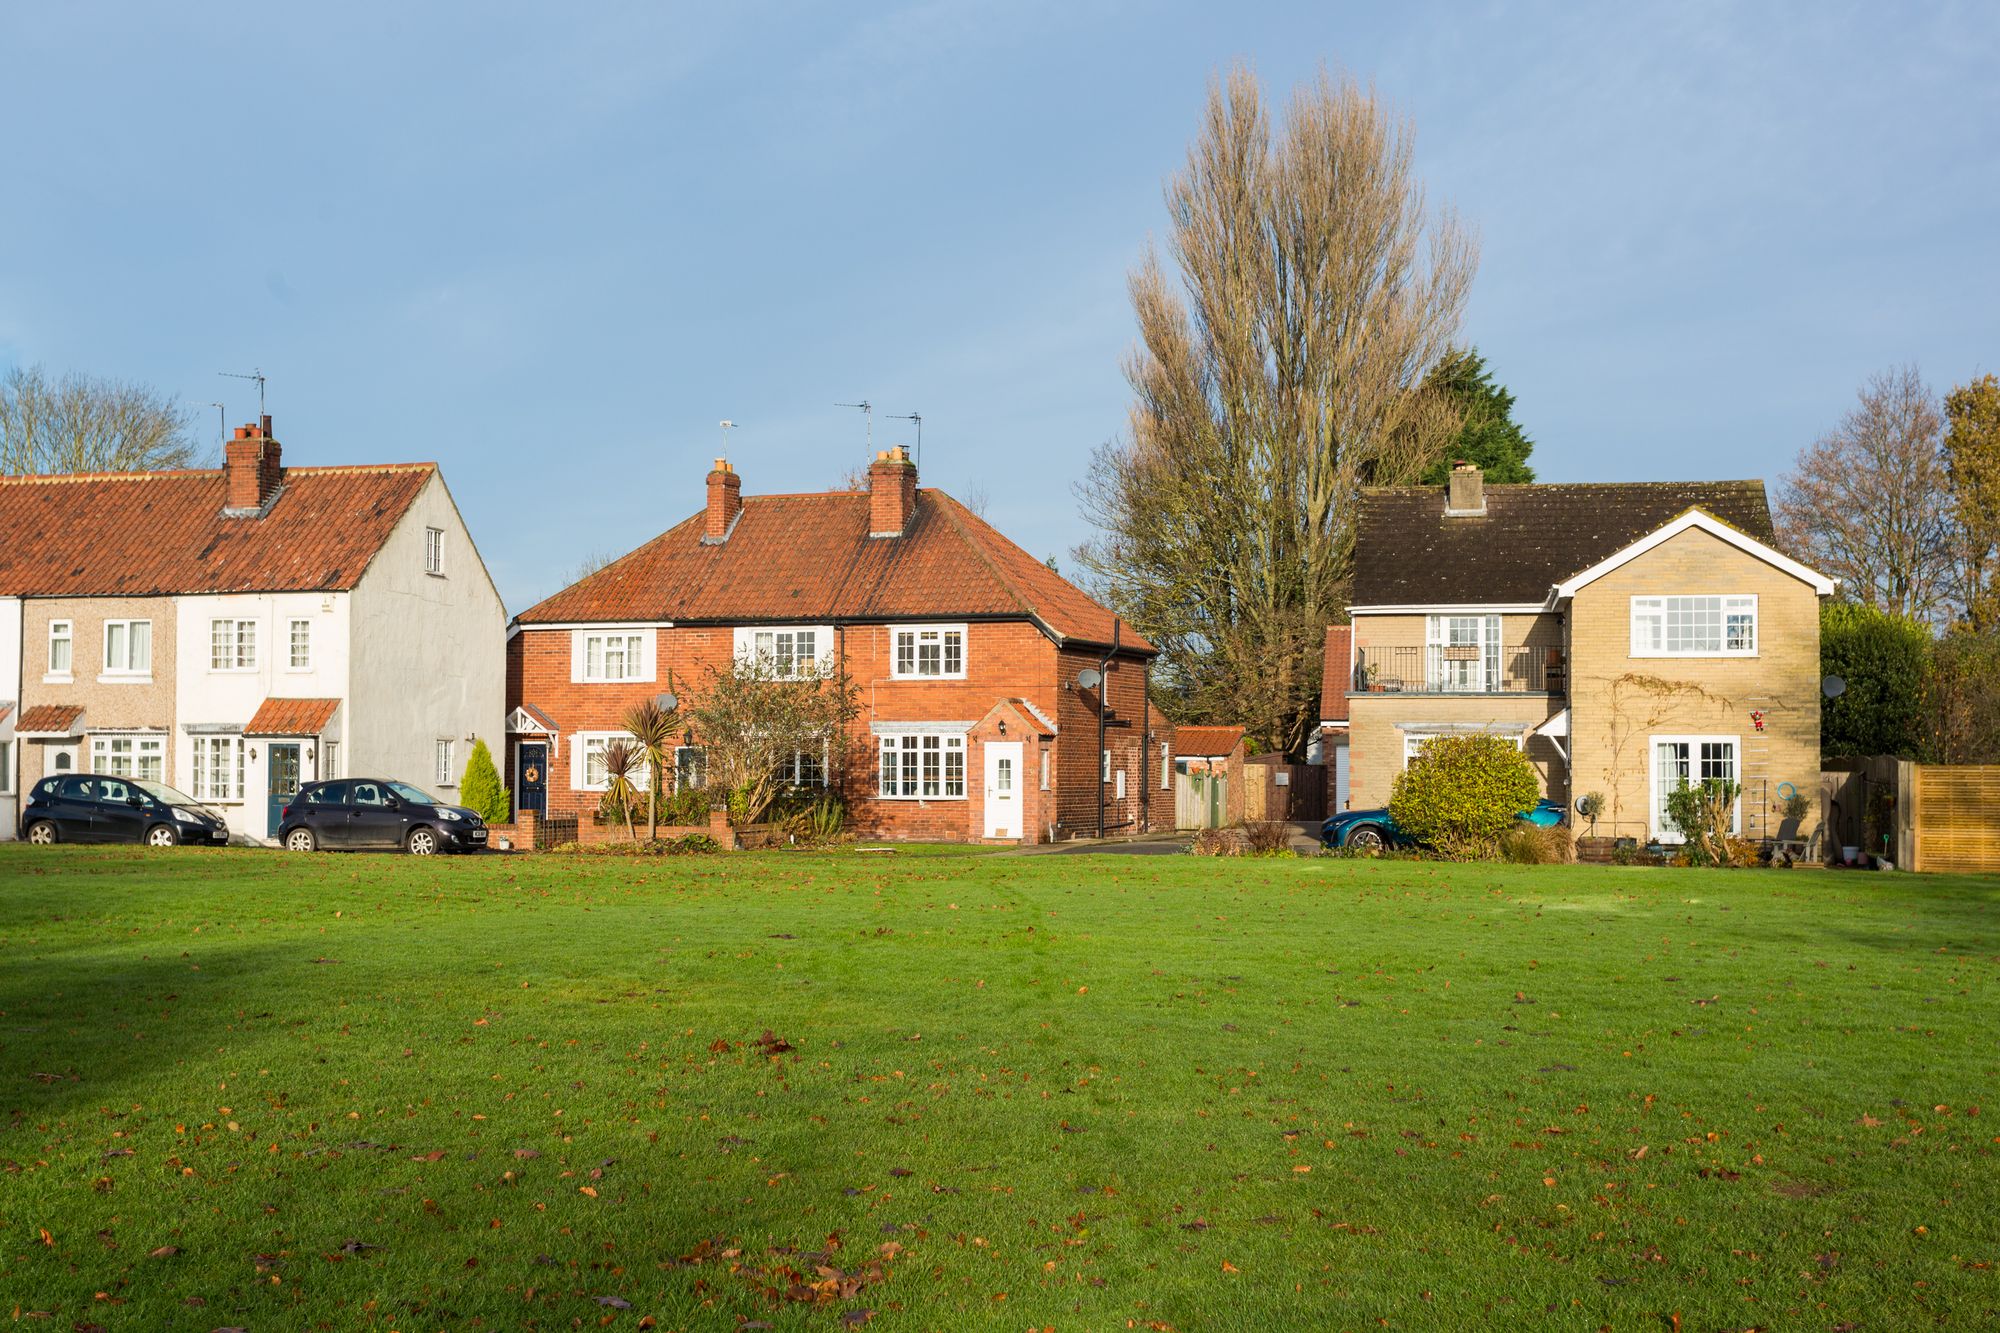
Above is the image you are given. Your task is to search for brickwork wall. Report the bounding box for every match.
[1566,527,1822,844]
[509,620,1148,843]
[1054,647,1154,837]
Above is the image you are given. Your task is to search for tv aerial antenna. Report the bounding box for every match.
[208,402,226,448]
[718,419,739,461]
[835,399,874,449]
[886,410,922,469]
[220,367,267,418]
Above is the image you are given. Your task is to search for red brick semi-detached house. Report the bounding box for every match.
[505,447,1170,843]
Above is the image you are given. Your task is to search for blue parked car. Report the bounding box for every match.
[1322,798,1566,851]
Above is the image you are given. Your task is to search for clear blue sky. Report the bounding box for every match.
[3,2,1995,612]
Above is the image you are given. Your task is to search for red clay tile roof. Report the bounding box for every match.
[16,704,84,736]
[1320,625,1351,723]
[244,697,341,737]
[1172,725,1245,758]
[0,464,435,597]
[0,701,13,727]
[516,488,1154,653]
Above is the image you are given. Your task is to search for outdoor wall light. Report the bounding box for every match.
[997,719,1007,737]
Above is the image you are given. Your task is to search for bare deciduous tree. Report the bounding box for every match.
[685,651,859,825]
[1777,366,1955,624]
[0,365,199,474]
[1074,65,1477,756]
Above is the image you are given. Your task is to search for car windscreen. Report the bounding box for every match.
[136,781,203,808]
[388,782,439,805]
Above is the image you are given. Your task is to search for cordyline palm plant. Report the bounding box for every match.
[621,697,681,841]
[598,739,643,843]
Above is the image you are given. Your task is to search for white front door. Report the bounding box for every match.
[983,742,1022,840]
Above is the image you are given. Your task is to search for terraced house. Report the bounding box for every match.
[1334,464,1833,847]
[0,418,505,843]
[506,447,1168,844]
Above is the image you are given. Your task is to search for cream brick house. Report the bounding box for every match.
[1336,464,1833,846]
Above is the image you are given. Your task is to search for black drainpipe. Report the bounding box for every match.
[1097,621,1119,838]
[1139,655,1151,835]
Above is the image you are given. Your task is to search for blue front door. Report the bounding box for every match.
[518,743,547,816]
[267,743,301,838]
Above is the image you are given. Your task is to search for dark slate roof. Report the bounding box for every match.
[1351,481,1776,605]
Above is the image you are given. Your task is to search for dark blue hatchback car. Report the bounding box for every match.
[20,774,232,847]
[1322,798,1567,851]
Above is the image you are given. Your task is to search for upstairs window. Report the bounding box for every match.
[1631,596,1757,657]
[289,618,313,670]
[47,620,72,675]
[579,630,647,683]
[892,625,966,679]
[739,627,825,679]
[425,526,446,575]
[103,620,152,676]
[211,618,258,670]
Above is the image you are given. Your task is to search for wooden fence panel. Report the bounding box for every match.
[1912,765,2000,874]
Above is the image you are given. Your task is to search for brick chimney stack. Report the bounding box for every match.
[868,446,917,538]
[1446,459,1485,516]
[223,415,283,514]
[703,458,742,543]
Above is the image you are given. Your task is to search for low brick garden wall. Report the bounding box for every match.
[488,807,736,851]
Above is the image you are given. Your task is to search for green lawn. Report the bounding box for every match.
[1,846,1995,1331]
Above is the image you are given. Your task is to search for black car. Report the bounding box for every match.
[276,778,488,854]
[20,775,232,847]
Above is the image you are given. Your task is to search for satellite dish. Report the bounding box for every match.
[1821,675,1846,700]
[655,691,678,711]
[1076,668,1102,689]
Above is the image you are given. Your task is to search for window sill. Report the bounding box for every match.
[889,674,969,682]
[42,674,73,686]
[209,666,261,674]
[874,794,968,802]
[426,571,447,579]
[97,674,154,686]
[1628,651,1759,660]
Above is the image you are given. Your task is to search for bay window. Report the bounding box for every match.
[876,732,966,798]
[191,736,245,801]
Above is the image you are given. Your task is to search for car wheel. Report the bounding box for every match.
[285,827,318,853]
[1345,825,1386,853]
[26,821,58,846]
[406,826,438,856]
[145,824,179,848]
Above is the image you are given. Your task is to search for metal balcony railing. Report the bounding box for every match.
[1352,645,1563,695]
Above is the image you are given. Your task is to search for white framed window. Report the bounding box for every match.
[102,620,152,676]
[47,620,72,676]
[289,618,312,670]
[1114,769,1126,800]
[1402,730,1524,767]
[573,731,651,792]
[1041,748,1051,792]
[210,618,258,670]
[1159,741,1172,790]
[435,738,456,786]
[890,624,966,679]
[1651,735,1740,841]
[425,526,446,575]
[876,732,966,799]
[1630,596,1758,657]
[0,739,12,795]
[735,625,829,679]
[191,736,246,801]
[1425,614,1501,692]
[778,747,827,789]
[1101,748,1111,782]
[573,629,652,683]
[322,741,340,780]
[92,735,165,782]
